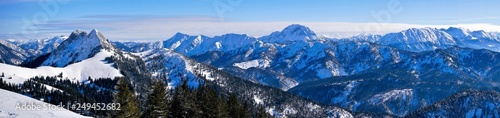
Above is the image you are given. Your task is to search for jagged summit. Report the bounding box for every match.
[375,27,455,52]
[71,29,85,35]
[383,27,453,42]
[162,31,257,56]
[40,29,116,67]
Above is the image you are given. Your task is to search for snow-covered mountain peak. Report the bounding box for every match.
[214,33,256,43]
[90,28,99,33]
[40,29,116,67]
[469,30,493,39]
[218,33,251,39]
[384,27,453,44]
[88,29,101,38]
[281,24,315,36]
[403,27,441,35]
[259,24,319,43]
[444,27,471,38]
[69,29,86,37]
[376,27,455,52]
[170,32,190,39]
[409,27,441,33]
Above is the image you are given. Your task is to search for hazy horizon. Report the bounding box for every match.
[1,0,499,41]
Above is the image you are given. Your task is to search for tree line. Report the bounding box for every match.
[111,77,270,118]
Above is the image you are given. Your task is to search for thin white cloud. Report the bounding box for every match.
[454,23,500,32]
[9,16,500,41]
[407,16,500,24]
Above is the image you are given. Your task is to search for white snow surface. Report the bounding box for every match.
[253,95,263,105]
[0,89,88,118]
[0,50,122,84]
[233,59,270,69]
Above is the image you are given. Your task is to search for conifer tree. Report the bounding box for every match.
[194,84,207,117]
[256,106,270,118]
[170,80,196,118]
[143,80,168,118]
[240,102,251,118]
[204,86,229,118]
[228,94,242,118]
[110,77,141,118]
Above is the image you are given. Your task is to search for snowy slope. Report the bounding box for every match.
[0,89,88,118]
[0,49,122,84]
[233,59,270,69]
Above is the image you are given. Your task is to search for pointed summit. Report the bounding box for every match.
[40,29,116,67]
[88,29,101,38]
[172,32,189,38]
[90,29,98,33]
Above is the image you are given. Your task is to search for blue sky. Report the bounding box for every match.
[1,0,500,41]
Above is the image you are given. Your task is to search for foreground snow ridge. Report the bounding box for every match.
[0,50,122,84]
[0,89,88,118]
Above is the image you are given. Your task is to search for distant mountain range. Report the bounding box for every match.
[1,24,499,117]
[0,36,65,65]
